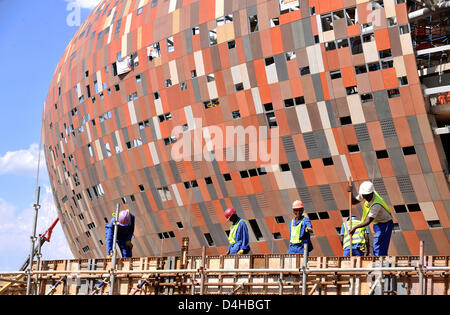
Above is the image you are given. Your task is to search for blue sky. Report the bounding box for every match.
[0,0,101,271]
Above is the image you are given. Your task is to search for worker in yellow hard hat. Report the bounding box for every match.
[287,200,313,254]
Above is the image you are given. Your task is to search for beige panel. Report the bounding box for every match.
[296,105,312,133]
[215,0,224,18]
[384,0,396,18]
[194,51,205,77]
[169,60,179,85]
[173,9,180,35]
[393,56,407,77]
[347,94,366,124]
[400,34,414,55]
[363,41,379,63]
[420,202,439,221]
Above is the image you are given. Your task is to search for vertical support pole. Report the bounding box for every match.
[302,243,308,295]
[109,203,120,295]
[200,246,206,295]
[34,235,44,295]
[26,186,41,295]
[181,237,189,269]
[348,177,353,258]
[419,241,424,295]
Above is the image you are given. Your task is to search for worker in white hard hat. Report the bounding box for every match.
[287,200,314,254]
[348,181,393,256]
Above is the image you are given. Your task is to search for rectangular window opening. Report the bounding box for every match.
[249,219,264,241]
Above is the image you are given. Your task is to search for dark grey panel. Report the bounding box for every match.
[373,91,391,120]
[282,136,299,162]
[354,123,373,152]
[388,148,409,176]
[319,185,338,210]
[416,230,439,255]
[396,213,415,231]
[274,53,289,82]
[311,74,324,102]
[168,160,181,183]
[316,236,335,256]
[396,175,418,203]
[391,231,411,255]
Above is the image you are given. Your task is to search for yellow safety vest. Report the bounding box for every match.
[361,191,391,224]
[290,217,305,244]
[342,218,366,250]
[228,219,244,245]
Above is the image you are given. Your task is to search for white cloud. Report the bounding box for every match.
[71,0,103,9]
[0,186,73,271]
[0,143,47,178]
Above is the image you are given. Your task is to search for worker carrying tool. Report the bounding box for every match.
[105,209,135,258]
[340,215,370,257]
[224,208,250,255]
[287,200,314,254]
[348,181,393,256]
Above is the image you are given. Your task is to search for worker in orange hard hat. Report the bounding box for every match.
[287,200,314,254]
[224,208,250,255]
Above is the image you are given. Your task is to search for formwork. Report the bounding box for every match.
[1,254,449,295]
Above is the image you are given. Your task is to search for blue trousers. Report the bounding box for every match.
[287,242,313,254]
[373,220,393,256]
[343,248,365,257]
[117,241,133,258]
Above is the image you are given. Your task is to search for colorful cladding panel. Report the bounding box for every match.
[43,0,450,258]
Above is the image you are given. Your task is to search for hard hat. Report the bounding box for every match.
[292,200,304,210]
[118,210,131,226]
[359,181,375,195]
[224,208,236,222]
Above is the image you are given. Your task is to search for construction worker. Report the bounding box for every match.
[340,215,370,256]
[287,200,314,254]
[224,208,250,255]
[349,181,393,256]
[105,209,135,258]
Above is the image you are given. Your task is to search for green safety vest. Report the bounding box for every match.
[228,219,244,245]
[361,191,391,224]
[290,217,305,244]
[342,219,366,250]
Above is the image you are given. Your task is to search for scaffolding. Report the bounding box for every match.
[1,241,449,295]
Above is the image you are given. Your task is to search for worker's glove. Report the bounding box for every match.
[305,227,313,233]
[237,249,244,255]
[347,185,353,193]
[125,240,133,251]
[107,252,112,259]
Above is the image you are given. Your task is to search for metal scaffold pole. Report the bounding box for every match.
[26,186,41,295]
[109,203,120,295]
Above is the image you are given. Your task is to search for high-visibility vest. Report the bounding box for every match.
[228,219,244,245]
[342,219,366,250]
[290,217,305,244]
[361,191,391,224]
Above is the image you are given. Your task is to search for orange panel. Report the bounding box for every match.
[381,68,398,90]
[394,117,413,146]
[403,230,420,255]
[341,66,357,87]
[375,29,390,51]
[424,143,444,173]
[256,242,271,254]
[409,212,429,231]
[434,201,450,228]
[311,159,328,185]
[253,59,269,87]
[270,27,284,56]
